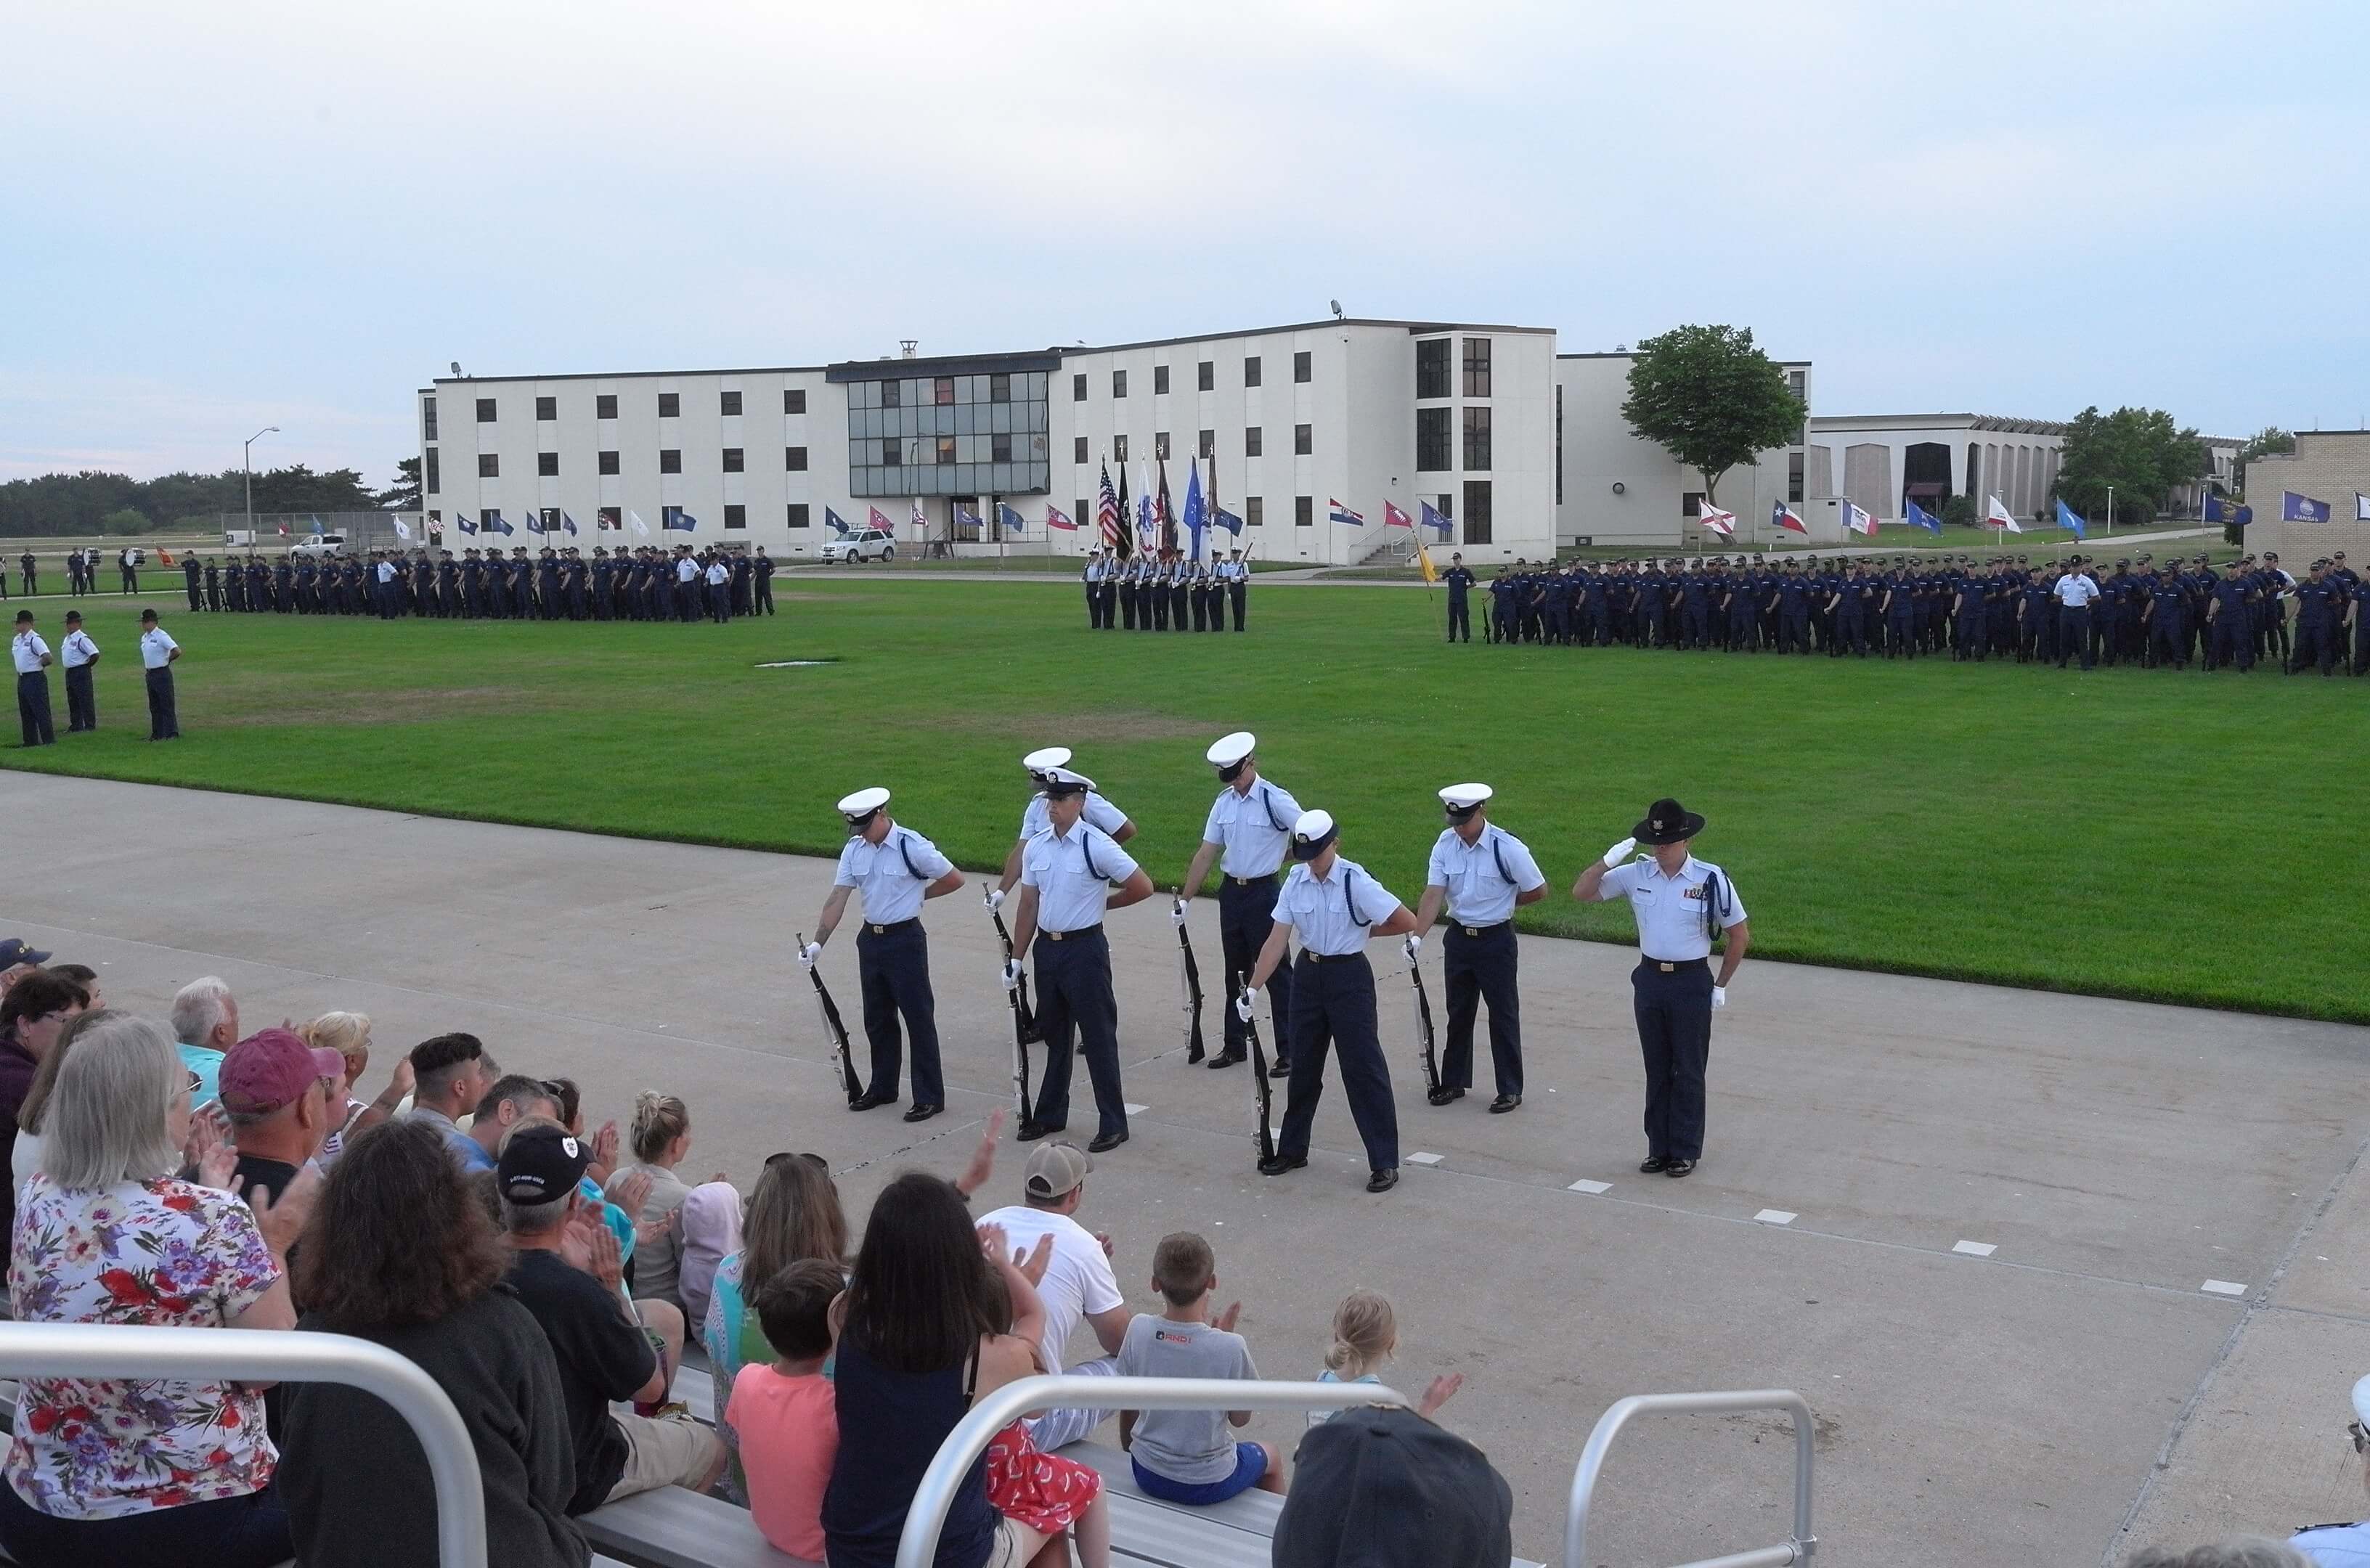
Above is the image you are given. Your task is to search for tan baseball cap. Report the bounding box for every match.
[1025,1142,1094,1201]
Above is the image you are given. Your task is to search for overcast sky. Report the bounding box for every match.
[7,0,2362,483]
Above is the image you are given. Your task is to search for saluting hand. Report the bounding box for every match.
[1601,836,1638,868]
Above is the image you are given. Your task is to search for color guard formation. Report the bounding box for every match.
[1080,547,1255,632]
[171,545,779,623]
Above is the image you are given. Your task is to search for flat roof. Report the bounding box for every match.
[1069,317,1555,356]
[1557,351,1810,367]
[1811,413,2069,436]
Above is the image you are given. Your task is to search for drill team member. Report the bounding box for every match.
[990,746,1136,910]
[1571,799,1751,1177]
[1003,767,1153,1153]
[1176,732,1303,1074]
[1442,553,1475,642]
[1410,784,1547,1114]
[801,788,966,1122]
[1083,548,1107,629]
[58,611,99,733]
[12,611,54,747]
[1242,809,1420,1193]
[138,608,181,740]
[1226,549,1249,631]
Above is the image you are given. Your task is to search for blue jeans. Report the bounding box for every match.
[0,1476,290,1568]
[1131,1443,1267,1505]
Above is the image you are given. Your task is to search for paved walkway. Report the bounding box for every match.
[10,772,2364,1567]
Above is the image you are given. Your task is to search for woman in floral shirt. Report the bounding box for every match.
[0,1012,316,1568]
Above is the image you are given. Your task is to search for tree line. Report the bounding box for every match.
[0,461,413,538]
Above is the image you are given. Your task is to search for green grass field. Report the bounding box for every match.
[7,583,2366,1022]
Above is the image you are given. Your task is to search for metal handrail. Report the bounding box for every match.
[0,1323,487,1568]
[1565,1389,1816,1568]
[895,1373,1412,1568]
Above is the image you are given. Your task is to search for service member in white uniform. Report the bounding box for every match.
[58,611,99,732]
[1241,809,1420,1193]
[1176,731,1302,1073]
[1410,784,1547,1113]
[704,557,730,623]
[1005,767,1154,1152]
[673,549,700,622]
[1082,549,1107,629]
[802,788,966,1120]
[12,611,54,747]
[137,609,180,740]
[1571,797,1751,1177]
[990,746,1135,912]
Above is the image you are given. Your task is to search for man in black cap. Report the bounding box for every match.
[57,611,98,732]
[1274,1404,1513,1568]
[1571,798,1751,1177]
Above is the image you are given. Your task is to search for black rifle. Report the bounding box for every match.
[1410,947,1441,1097]
[1175,893,1205,1064]
[1240,983,1276,1164]
[798,931,863,1107]
[989,891,1035,1122]
[988,888,1042,1045]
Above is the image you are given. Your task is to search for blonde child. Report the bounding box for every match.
[1308,1289,1463,1429]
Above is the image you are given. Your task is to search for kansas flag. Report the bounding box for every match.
[2283,491,2332,523]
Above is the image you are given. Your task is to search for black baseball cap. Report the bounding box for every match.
[496,1120,590,1205]
[1273,1405,1513,1568]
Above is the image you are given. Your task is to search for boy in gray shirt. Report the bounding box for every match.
[1116,1231,1284,1503]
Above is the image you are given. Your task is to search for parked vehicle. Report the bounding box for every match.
[821,527,896,564]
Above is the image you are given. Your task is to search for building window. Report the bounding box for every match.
[1417,407,1451,472]
[788,504,810,528]
[1245,496,1263,528]
[990,372,1011,403]
[934,376,955,407]
[534,396,556,420]
[722,447,744,473]
[1293,351,1311,383]
[992,433,1013,462]
[1293,423,1312,456]
[1462,480,1492,544]
[1197,360,1214,391]
[1788,450,1805,503]
[1462,337,1491,398]
[1245,426,1263,457]
[659,449,682,474]
[1073,436,1088,464]
[658,392,680,418]
[1114,433,1128,462]
[881,380,901,409]
[598,505,621,530]
[724,505,746,529]
[1788,369,1806,399]
[1244,355,1261,387]
[1462,407,1492,471]
[721,390,741,415]
[785,388,807,414]
[597,393,618,419]
[476,398,496,422]
[1155,432,1170,461]
[882,439,902,466]
[1682,491,1703,518]
[477,453,499,478]
[598,450,619,475]
[1075,497,1090,526]
[537,452,558,477]
[424,449,439,493]
[1073,372,1087,401]
[936,436,957,466]
[1198,429,1214,460]
[1417,339,1451,400]
[1154,365,1170,395]
[786,446,808,471]
[422,397,439,440]
[1435,493,1454,527]
[1113,369,1127,398]
[1295,495,1313,526]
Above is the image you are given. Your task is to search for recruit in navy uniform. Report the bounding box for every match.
[1410,783,1547,1113]
[1572,797,1750,1177]
[802,787,966,1121]
[1176,730,1302,1076]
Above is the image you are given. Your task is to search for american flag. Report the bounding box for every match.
[1096,463,1122,549]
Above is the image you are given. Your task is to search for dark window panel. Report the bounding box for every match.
[476,398,496,422]
[658,392,680,418]
[721,390,742,415]
[477,453,498,478]
[1417,407,1451,472]
[1462,337,1491,399]
[596,393,618,419]
[786,446,808,471]
[1417,338,1451,400]
[598,450,619,475]
[788,504,810,528]
[1292,351,1311,383]
[1245,426,1263,457]
[1461,406,1491,471]
[1243,356,1261,387]
[1294,423,1311,456]
[537,452,558,477]
[660,449,682,473]
[1197,361,1213,392]
[1154,365,1169,394]
[724,505,746,529]
[1294,495,1312,526]
[785,388,807,414]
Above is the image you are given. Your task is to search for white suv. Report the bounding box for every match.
[822,528,896,564]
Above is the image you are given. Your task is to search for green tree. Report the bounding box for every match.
[1939,494,1977,530]
[2051,406,2204,528]
[2234,425,2294,491]
[1620,324,1807,506]
[380,457,422,511]
[99,507,150,536]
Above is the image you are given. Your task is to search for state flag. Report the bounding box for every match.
[1698,502,1737,538]
[1772,501,1808,536]
[1328,499,1366,526]
[2056,499,2087,540]
[1984,494,2023,534]
[1382,501,1414,529]
[2283,491,2332,523]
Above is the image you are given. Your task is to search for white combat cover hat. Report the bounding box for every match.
[1206,731,1256,769]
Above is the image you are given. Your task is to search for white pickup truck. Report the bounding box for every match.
[288,533,348,559]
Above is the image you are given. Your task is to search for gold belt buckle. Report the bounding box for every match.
[1463,926,1481,938]
[1048,929,1066,942]
[1658,961,1676,973]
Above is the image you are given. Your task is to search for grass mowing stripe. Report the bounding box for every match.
[5,582,2363,1023]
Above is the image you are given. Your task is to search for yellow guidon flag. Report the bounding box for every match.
[1414,540,1438,585]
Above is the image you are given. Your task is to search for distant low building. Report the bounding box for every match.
[1805,414,2066,527]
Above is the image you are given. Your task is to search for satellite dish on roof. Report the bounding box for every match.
[450,361,464,377]
[1329,299,1344,320]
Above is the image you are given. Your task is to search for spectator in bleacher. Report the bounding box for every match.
[300,1010,410,1169]
[823,1172,1059,1568]
[466,1074,564,1167]
[982,1381,1112,1568]
[2286,1373,2370,1566]
[1115,1230,1281,1504]
[677,1179,742,1329]
[168,973,239,1105]
[280,1118,587,1568]
[604,1090,706,1310]
[704,1150,850,1489]
[545,1076,648,1270]
[1305,1289,1462,1428]
[11,1005,108,1188]
[0,969,89,1236]
[498,1117,728,1514]
[973,1140,1129,1453]
[1272,1403,1513,1568]
[407,1031,494,1169]
[46,963,101,1009]
[727,1257,843,1562]
[222,1027,346,1206]
[0,938,51,979]
[0,1011,316,1568]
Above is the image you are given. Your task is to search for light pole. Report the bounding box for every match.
[243,426,279,542]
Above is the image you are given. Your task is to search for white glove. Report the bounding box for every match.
[1002,958,1023,992]
[1235,987,1260,1022]
[799,942,823,970]
[983,886,1006,912]
[1601,836,1637,868]
[1170,899,1189,929]
[1402,934,1423,962]
[1711,985,1728,1010]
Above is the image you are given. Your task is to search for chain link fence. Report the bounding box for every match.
[216,512,423,552]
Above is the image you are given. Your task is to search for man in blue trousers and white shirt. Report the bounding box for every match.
[1411,783,1547,1114]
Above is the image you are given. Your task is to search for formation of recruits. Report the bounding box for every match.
[1079,547,1255,631]
[1444,549,2370,674]
[167,544,779,623]
[798,736,1752,1194]
[10,606,184,746]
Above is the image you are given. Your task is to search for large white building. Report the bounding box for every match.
[418,317,1563,566]
[1552,353,1812,551]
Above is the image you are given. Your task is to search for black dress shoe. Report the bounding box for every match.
[1488,1094,1520,1114]
[1664,1159,1695,1178]
[1268,1058,1292,1078]
[849,1090,897,1113]
[1257,1152,1307,1176]
[1017,1119,1062,1143]
[1426,1086,1465,1106]
[1206,1049,1246,1069]
[1366,1167,1399,1193]
[1638,1155,1672,1173]
[1086,1129,1128,1154]
[901,1103,942,1124]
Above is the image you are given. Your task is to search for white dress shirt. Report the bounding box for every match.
[60,630,98,669]
[377,560,396,582]
[833,825,954,926]
[1597,855,1747,963]
[1020,822,1139,934]
[705,563,728,586]
[1273,855,1403,957]
[1426,825,1546,926]
[1019,790,1128,842]
[2053,573,2100,608]
[1201,780,1303,878]
[140,628,179,669]
[676,558,699,583]
[11,632,49,674]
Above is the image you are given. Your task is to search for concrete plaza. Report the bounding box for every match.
[7,771,2366,1565]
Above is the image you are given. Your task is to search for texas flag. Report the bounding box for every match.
[1698,502,1737,538]
[1985,494,2024,534]
[1772,501,1808,536]
[1846,502,1878,536]
[1382,500,1414,529]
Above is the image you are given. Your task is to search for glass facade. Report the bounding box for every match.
[845,370,1051,497]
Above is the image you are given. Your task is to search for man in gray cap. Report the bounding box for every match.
[1176,730,1302,1074]
[972,1141,1131,1450]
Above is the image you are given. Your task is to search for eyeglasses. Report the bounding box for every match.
[184,1069,203,1096]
